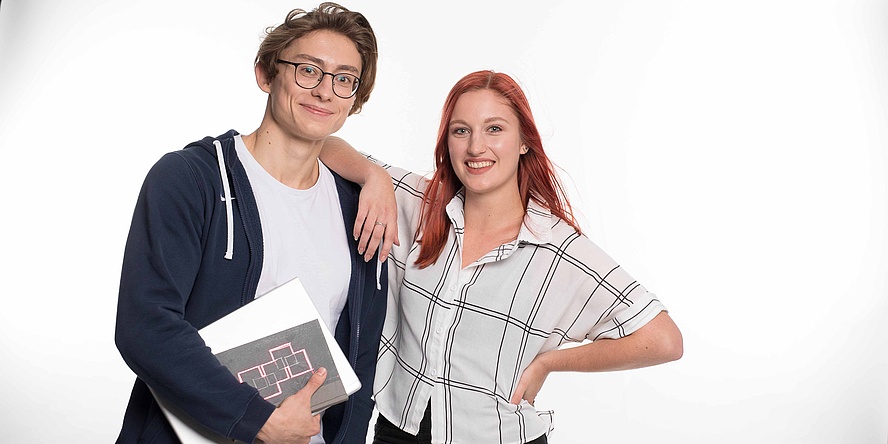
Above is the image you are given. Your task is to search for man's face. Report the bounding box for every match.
[262,30,362,143]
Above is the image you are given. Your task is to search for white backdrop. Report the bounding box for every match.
[1,1,886,442]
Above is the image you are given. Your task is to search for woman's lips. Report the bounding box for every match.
[465,159,494,174]
[467,160,494,169]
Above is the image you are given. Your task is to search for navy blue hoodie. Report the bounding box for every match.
[115,130,386,443]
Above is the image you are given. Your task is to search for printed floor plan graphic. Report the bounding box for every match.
[236,343,314,400]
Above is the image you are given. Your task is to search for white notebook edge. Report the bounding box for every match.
[150,278,361,443]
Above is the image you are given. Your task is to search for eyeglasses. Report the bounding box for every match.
[275,59,361,99]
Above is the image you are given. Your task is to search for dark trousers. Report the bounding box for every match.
[373,402,547,444]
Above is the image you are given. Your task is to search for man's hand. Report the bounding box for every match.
[354,168,399,262]
[255,368,327,444]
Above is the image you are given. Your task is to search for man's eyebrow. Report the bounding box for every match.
[292,53,360,75]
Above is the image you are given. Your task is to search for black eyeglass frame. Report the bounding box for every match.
[275,59,361,99]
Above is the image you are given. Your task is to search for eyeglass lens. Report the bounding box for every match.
[293,63,359,98]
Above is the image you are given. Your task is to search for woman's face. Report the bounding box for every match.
[447,89,524,200]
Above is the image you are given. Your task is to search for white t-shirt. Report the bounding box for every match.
[235,135,350,444]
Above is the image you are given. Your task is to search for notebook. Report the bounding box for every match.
[151,278,360,443]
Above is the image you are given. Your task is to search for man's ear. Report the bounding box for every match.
[255,63,272,94]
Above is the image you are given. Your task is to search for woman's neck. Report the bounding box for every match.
[464,191,524,232]
[461,188,525,268]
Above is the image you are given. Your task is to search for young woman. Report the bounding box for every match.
[322,70,683,444]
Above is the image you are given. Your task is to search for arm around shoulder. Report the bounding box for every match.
[321,136,399,261]
[319,136,384,184]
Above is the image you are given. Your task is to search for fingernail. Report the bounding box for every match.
[316,367,327,376]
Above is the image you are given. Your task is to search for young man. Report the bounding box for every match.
[115,4,394,443]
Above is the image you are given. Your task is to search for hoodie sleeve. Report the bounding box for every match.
[115,151,274,442]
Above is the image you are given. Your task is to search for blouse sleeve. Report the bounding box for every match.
[559,234,667,343]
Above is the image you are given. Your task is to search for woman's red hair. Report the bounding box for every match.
[415,70,582,268]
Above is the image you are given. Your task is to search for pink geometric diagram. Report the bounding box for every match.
[236,343,315,400]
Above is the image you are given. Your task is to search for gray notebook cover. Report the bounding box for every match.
[151,277,361,443]
[214,319,347,413]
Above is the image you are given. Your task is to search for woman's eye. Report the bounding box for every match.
[452,128,468,135]
[488,125,502,133]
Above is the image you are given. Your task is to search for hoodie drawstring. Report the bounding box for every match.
[375,254,383,291]
[214,140,234,260]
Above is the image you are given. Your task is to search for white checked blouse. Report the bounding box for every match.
[372,160,667,444]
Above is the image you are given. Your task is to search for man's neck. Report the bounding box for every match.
[241,125,324,190]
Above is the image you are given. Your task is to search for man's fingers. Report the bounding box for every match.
[301,367,327,396]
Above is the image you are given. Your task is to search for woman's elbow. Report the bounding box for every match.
[662,327,683,362]
[648,311,683,364]
[659,312,684,362]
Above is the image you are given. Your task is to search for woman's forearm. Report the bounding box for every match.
[320,136,399,261]
[542,311,683,373]
[510,311,682,405]
[320,136,386,185]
